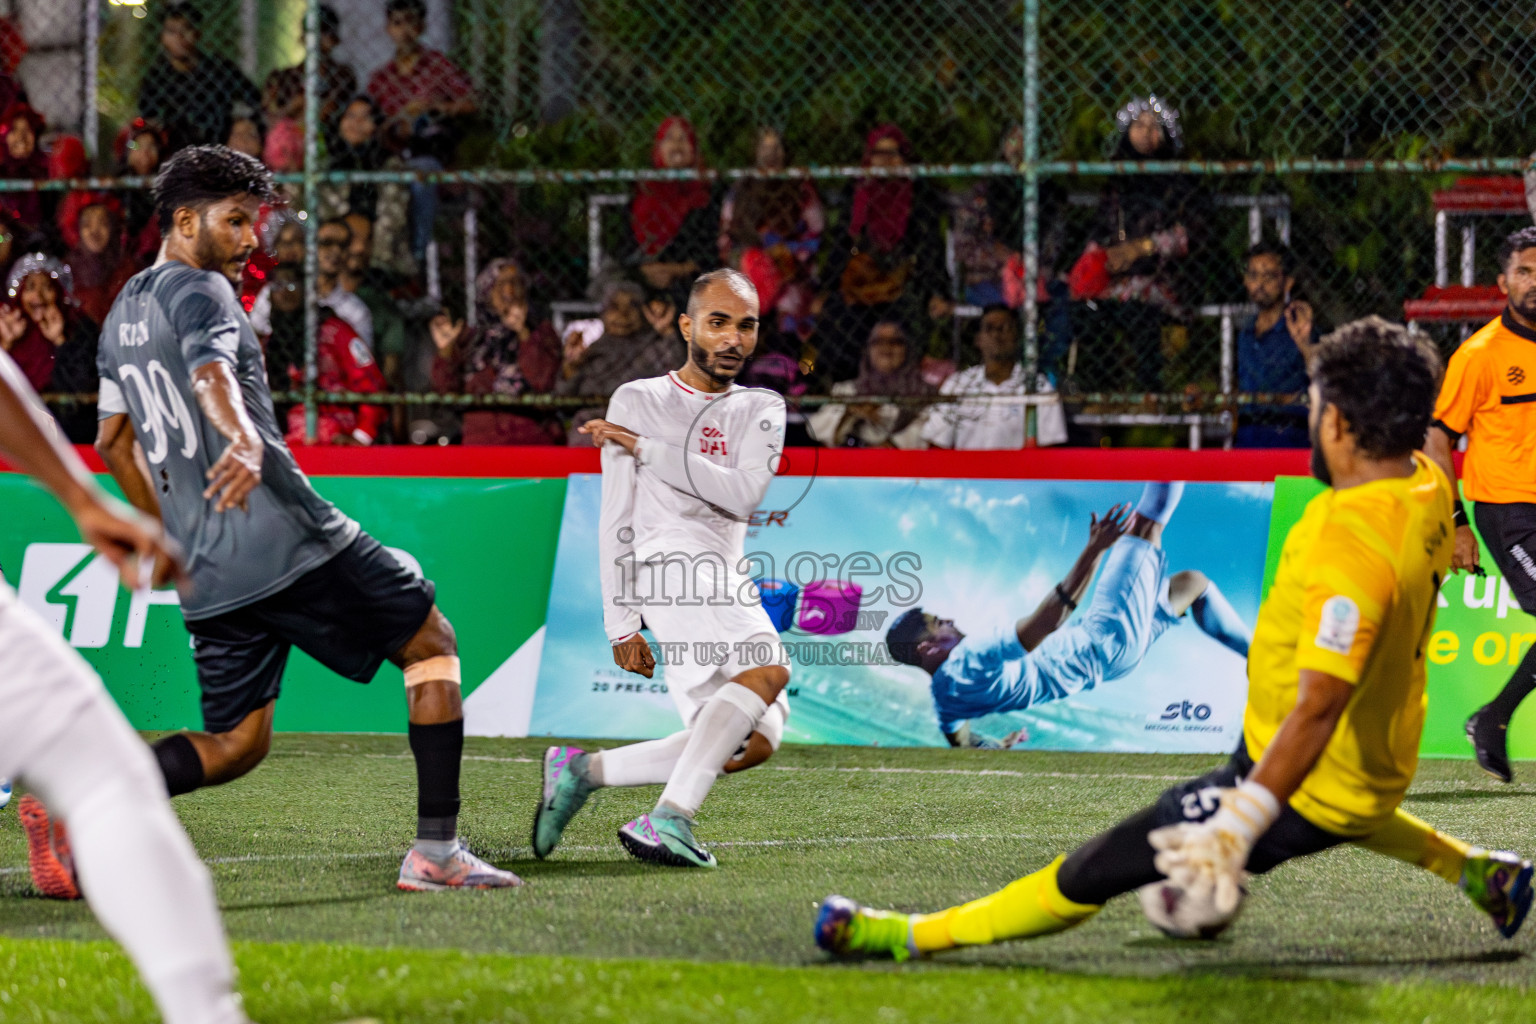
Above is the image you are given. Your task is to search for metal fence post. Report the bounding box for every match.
[302,0,320,442]
[1021,0,1040,444]
[82,0,98,161]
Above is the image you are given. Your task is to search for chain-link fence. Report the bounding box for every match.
[8,0,1536,448]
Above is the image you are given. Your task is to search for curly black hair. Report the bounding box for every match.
[1312,316,1441,459]
[1498,226,1536,272]
[153,144,278,232]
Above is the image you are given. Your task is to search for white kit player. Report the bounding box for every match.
[0,348,251,1024]
[531,269,789,868]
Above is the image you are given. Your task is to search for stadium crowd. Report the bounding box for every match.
[0,1,1337,450]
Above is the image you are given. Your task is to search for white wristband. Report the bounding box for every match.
[1211,780,1281,845]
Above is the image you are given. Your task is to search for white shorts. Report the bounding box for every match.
[635,556,791,727]
[0,588,113,781]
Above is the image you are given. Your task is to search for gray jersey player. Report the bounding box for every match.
[23,145,518,894]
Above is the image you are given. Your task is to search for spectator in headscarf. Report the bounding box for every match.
[818,123,951,387]
[62,195,134,326]
[115,118,166,267]
[721,125,824,347]
[0,254,97,439]
[806,320,934,449]
[48,134,92,247]
[1070,94,1205,392]
[0,102,47,231]
[627,115,720,298]
[556,280,685,444]
[0,17,28,116]
[429,257,562,445]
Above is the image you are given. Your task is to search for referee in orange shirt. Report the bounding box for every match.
[1426,225,1536,782]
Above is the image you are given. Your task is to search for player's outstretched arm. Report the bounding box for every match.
[0,350,182,589]
[191,361,264,513]
[1423,424,1479,573]
[1015,503,1129,651]
[95,414,162,520]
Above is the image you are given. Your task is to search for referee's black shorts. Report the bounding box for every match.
[184,532,436,733]
[1474,502,1536,615]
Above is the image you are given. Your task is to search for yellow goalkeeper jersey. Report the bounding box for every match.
[1243,452,1453,836]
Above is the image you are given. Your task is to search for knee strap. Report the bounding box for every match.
[404,655,461,688]
[757,700,787,752]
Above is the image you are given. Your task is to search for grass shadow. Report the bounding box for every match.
[1404,790,1536,804]
[221,892,382,913]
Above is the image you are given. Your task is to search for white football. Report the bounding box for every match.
[1137,878,1244,940]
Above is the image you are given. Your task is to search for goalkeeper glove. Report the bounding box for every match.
[1148,780,1280,914]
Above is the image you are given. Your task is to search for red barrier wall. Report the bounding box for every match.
[36,445,1318,481]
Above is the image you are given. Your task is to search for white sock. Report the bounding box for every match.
[658,683,767,819]
[25,693,243,1024]
[586,730,691,787]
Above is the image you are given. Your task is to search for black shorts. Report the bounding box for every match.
[184,532,436,733]
[1475,501,1536,614]
[1057,745,1350,905]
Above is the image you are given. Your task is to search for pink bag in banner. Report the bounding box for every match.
[796,581,863,636]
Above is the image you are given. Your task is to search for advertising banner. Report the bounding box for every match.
[0,474,566,733]
[1268,476,1536,759]
[533,475,1274,753]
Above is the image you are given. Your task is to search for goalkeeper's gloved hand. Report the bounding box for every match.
[1147,780,1280,914]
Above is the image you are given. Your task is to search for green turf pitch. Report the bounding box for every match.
[0,735,1533,1023]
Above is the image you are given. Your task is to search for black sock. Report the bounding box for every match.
[152,733,205,797]
[408,719,463,841]
[1486,640,1536,722]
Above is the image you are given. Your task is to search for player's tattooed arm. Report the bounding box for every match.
[95,414,161,520]
[191,362,264,513]
[1015,503,1130,651]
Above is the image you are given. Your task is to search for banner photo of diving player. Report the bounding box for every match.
[533,475,1274,753]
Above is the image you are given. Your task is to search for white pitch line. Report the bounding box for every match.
[270,750,1197,782]
[0,832,1032,879]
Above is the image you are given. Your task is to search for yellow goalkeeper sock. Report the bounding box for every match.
[908,855,1101,953]
[1357,808,1471,884]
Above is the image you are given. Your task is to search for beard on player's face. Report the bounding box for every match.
[1309,413,1333,487]
[689,338,745,385]
[1508,281,1536,323]
[192,222,250,283]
